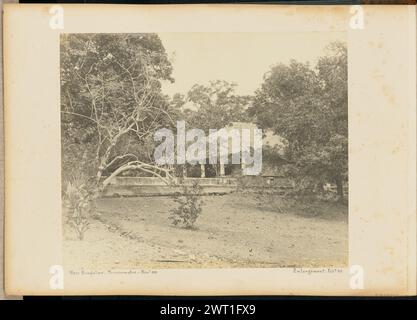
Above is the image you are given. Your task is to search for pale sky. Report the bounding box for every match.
[159,32,346,98]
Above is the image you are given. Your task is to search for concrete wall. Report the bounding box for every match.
[103,177,238,197]
[102,176,292,197]
[107,176,237,186]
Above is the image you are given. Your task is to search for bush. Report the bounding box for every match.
[169,180,204,229]
[63,173,97,240]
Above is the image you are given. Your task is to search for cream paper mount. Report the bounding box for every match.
[3,4,416,296]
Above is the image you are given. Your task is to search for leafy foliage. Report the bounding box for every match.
[183,80,251,132]
[63,172,97,240]
[169,180,204,229]
[61,33,175,187]
[249,42,348,200]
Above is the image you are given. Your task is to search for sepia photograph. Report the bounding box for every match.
[4,3,415,296]
[60,32,348,270]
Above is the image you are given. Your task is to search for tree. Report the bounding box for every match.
[185,80,251,133]
[249,42,348,200]
[175,81,251,177]
[61,33,177,188]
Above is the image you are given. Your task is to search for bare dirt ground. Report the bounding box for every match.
[63,193,348,270]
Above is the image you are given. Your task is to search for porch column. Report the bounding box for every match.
[200,164,206,178]
[219,163,225,176]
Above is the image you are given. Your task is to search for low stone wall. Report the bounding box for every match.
[107,176,237,185]
[237,176,293,188]
[103,185,237,197]
[102,176,292,197]
[103,177,237,197]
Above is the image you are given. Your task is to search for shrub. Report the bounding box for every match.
[169,180,204,229]
[63,173,97,240]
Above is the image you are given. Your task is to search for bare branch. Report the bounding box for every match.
[102,160,174,187]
